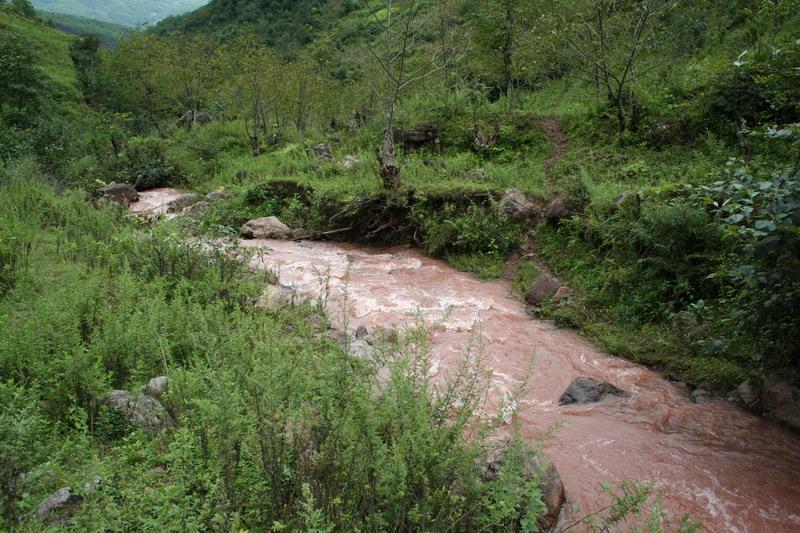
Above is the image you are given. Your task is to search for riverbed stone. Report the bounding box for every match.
[103,390,175,433]
[34,487,83,524]
[761,375,800,431]
[559,377,626,405]
[96,183,139,205]
[524,273,561,306]
[240,216,293,239]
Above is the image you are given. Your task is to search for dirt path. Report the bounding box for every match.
[538,116,567,175]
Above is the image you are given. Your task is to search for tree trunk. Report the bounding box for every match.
[379,122,400,190]
[615,91,627,145]
[503,1,515,107]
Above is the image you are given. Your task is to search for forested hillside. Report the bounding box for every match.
[30,0,207,26]
[2,0,800,530]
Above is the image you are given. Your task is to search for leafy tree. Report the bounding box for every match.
[555,0,681,143]
[0,28,44,124]
[70,34,102,106]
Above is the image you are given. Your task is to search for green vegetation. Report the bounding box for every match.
[1,0,799,528]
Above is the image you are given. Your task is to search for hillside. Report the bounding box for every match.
[30,0,208,26]
[0,8,79,99]
[41,11,128,46]
[156,0,333,56]
[2,0,800,531]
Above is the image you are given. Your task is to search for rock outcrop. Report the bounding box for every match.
[524,274,562,306]
[240,216,293,239]
[34,487,83,524]
[143,376,168,398]
[543,198,575,221]
[95,183,139,205]
[103,390,175,432]
[499,188,541,221]
[559,377,626,405]
[761,375,800,431]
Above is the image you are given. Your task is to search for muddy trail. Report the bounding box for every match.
[133,190,800,532]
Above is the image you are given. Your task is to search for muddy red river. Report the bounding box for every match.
[134,191,800,532]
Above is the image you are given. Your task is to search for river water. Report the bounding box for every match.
[133,190,800,532]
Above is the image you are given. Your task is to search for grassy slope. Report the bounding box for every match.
[0,10,80,99]
[40,11,129,45]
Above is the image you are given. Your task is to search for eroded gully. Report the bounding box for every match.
[133,189,800,532]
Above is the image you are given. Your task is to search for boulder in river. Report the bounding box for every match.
[240,216,293,239]
[103,390,175,433]
[524,273,561,306]
[499,188,541,221]
[559,377,626,405]
[95,183,139,205]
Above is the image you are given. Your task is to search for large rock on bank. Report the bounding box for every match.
[499,188,541,221]
[761,375,800,431]
[95,183,139,205]
[559,377,626,405]
[524,273,562,306]
[484,452,566,531]
[103,390,175,433]
[240,216,293,239]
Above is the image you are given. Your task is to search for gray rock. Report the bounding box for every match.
[167,193,201,213]
[340,155,362,169]
[499,188,540,221]
[35,487,83,524]
[241,216,293,240]
[524,274,561,306]
[83,476,102,494]
[143,376,168,398]
[204,190,231,202]
[559,377,626,405]
[96,183,139,205]
[543,198,575,221]
[103,390,175,433]
[737,379,759,408]
[309,143,335,161]
[255,284,296,311]
[552,286,573,304]
[690,388,712,404]
[761,375,800,431]
[727,390,745,407]
[348,338,374,360]
[355,325,369,339]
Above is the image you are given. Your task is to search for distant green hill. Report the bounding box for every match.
[30,0,208,27]
[40,11,128,47]
[156,0,333,56]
